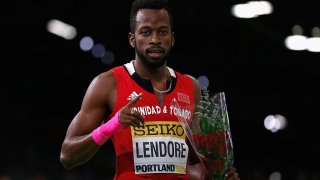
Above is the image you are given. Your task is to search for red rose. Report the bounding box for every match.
[215,131,227,157]
[201,131,227,157]
[201,132,218,152]
[191,133,204,149]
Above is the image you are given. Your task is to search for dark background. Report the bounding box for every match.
[1,0,320,179]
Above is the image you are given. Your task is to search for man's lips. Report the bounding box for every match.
[146,47,165,59]
[147,52,163,59]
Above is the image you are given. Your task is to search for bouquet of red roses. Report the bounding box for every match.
[172,90,234,180]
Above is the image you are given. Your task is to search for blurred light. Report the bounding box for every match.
[269,171,282,180]
[80,36,94,51]
[307,27,320,52]
[284,35,308,51]
[91,43,106,58]
[101,51,115,65]
[292,24,304,35]
[264,115,276,131]
[311,26,320,36]
[46,19,77,40]
[249,1,273,16]
[231,4,257,18]
[286,25,320,53]
[274,114,287,130]
[231,1,273,19]
[197,75,209,90]
[264,114,287,133]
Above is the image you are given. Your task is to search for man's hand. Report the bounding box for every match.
[188,163,211,180]
[119,93,145,128]
[225,167,240,180]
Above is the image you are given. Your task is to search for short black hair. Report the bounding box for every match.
[130,0,173,33]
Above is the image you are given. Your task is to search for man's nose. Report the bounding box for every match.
[149,32,161,44]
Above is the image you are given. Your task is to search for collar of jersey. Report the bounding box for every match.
[123,60,177,94]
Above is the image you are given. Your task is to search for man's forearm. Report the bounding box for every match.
[60,134,100,169]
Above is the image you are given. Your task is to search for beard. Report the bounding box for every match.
[135,45,171,69]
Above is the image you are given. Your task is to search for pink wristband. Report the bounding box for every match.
[92,110,126,145]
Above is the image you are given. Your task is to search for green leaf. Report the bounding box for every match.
[200,116,211,135]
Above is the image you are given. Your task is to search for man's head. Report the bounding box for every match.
[130,0,173,33]
[129,0,175,68]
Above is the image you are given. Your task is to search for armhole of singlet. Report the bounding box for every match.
[107,66,126,119]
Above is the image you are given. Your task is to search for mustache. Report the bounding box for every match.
[146,46,165,53]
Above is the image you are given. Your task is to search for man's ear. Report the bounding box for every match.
[128,32,135,48]
[171,32,175,47]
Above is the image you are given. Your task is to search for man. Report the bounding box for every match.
[60,0,240,179]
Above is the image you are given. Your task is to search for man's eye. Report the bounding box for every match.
[160,31,168,35]
[142,31,150,36]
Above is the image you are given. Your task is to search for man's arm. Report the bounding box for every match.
[60,71,116,169]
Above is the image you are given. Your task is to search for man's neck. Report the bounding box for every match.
[133,59,168,82]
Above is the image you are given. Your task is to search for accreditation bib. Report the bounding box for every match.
[131,121,189,174]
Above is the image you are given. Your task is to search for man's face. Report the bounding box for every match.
[130,9,174,68]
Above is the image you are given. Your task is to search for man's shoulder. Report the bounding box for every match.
[93,69,117,86]
[178,73,201,91]
[183,74,197,82]
[95,62,131,84]
[174,71,196,82]
[167,67,194,79]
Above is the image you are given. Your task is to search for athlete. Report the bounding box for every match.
[60,0,240,179]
